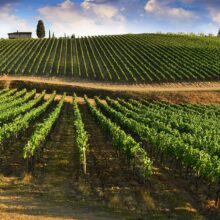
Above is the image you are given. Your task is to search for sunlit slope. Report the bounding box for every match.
[0,34,220,83]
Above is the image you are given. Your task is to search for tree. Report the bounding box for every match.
[218,29,220,38]
[52,32,55,38]
[49,30,51,39]
[36,20,45,39]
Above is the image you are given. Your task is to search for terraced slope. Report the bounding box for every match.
[0,33,220,83]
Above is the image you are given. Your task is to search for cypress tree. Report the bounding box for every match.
[49,30,51,39]
[36,20,45,39]
[218,29,220,38]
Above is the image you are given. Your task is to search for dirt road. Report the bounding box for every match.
[1,75,220,93]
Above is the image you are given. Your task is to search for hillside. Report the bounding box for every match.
[1,88,220,219]
[1,34,220,84]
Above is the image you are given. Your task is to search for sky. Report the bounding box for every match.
[0,0,220,38]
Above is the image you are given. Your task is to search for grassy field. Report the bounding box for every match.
[1,33,220,83]
[0,87,220,219]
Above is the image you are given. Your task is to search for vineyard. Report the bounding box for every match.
[1,34,220,83]
[0,87,220,219]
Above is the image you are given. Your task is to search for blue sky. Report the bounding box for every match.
[0,0,220,38]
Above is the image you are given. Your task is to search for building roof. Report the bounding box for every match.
[8,32,32,35]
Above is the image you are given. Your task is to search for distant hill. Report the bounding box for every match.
[0,33,220,84]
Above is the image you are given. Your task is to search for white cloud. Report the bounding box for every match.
[144,0,195,21]
[38,0,127,37]
[209,7,220,24]
[0,4,29,38]
[81,1,122,20]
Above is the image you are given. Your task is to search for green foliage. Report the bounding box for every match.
[73,93,88,173]
[85,95,152,179]
[0,90,46,125]
[1,87,220,196]
[0,91,56,146]
[103,96,220,184]
[0,89,17,103]
[0,89,35,112]
[36,20,45,39]
[0,34,220,83]
[23,93,65,159]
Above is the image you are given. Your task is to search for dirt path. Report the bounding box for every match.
[1,75,220,93]
[3,76,220,104]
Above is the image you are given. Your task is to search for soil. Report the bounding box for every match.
[0,76,220,102]
[6,76,220,104]
[1,75,220,92]
[0,102,133,220]
[0,87,219,219]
